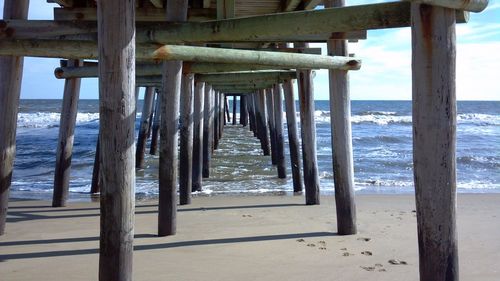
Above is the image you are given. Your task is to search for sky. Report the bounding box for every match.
[1,0,499,100]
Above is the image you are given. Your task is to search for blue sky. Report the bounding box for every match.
[2,0,499,100]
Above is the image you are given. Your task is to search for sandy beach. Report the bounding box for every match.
[1,194,499,280]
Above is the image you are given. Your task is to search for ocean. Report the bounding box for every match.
[10,99,500,201]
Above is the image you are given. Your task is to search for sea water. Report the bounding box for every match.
[10,100,500,200]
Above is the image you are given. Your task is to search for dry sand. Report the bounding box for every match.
[1,194,499,280]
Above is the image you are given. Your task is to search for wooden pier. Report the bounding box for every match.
[0,0,489,280]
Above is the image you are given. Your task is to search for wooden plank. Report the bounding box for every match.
[195,88,207,168]
[0,0,29,236]
[179,73,194,205]
[53,7,215,21]
[296,43,320,205]
[325,0,357,235]
[158,0,189,237]
[136,87,155,169]
[149,90,161,155]
[273,84,286,179]
[411,4,458,280]
[97,0,135,279]
[52,59,83,207]
[202,84,213,178]
[283,79,303,192]
[197,71,297,83]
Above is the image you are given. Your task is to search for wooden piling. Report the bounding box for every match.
[179,73,194,205]
[219,93,225,139]
[325,0,357,235]
[0,0,29,235]
[97,0,135,279]
[224,95,230,124]
[202,84,213,178]
[213,91,220,150]
[296,43,320,205]
[90,138,100,194]
[232,95,237,125]
[158,0,189,236]
[411,4,458,281]
[136,87,155,169]
[149,90,161,155]
[249,94,258,136]
[273,84,287,179]
[192,81,204,191]
[52,59,83,207]
[256,90,271,156]
[283,80,303,193]
[266,88,278,165]
[240,95,248,126]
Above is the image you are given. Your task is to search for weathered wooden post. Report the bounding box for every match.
[150,90,161,155]
[266,88,278,165]
[240,95,248,126]
[179,73,194,205]
[90,138,100,194]
[256,90,271,156]
[97,0,135,279]
[158,0,189,236]
[202,84,213,178]
[224,95,231,124]
[219,93,225,139]
[232,95,237,125]
[273,84,287,179]
[0,0,29,235]
[213,91,220,150]
[249,94,258,136]
[325,0,357,235]
[296,43,320,205]
[136,87,155,169]
[412,3,458,280]
[52,59,83,207]
[283,80,303,193]
[192,80,204,191]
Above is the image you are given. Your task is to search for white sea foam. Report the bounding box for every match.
[17,112,100,128]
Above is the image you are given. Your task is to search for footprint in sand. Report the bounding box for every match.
[360,266,375,271]
[357,237,371,242]
[342,252,353,257]
[307,243,316,247]
[388,259,408,265]
[318,247,326,250]
[361,264,386,272]
[340,247,347,251]
[242,214,252,218]
[361,251,373,256]
[296,238,305,243]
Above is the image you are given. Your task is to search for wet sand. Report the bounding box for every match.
[1,194,499,280]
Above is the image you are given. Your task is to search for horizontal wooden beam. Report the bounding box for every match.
[150,45,360,70]
[137,75,289,86]
[55,62,291,78]
[1,2,466,44]
[53,7,216,21]
[407,0,488,12]
[0,40,360,70]
[0,20,367,43]
[196,71,297,83]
